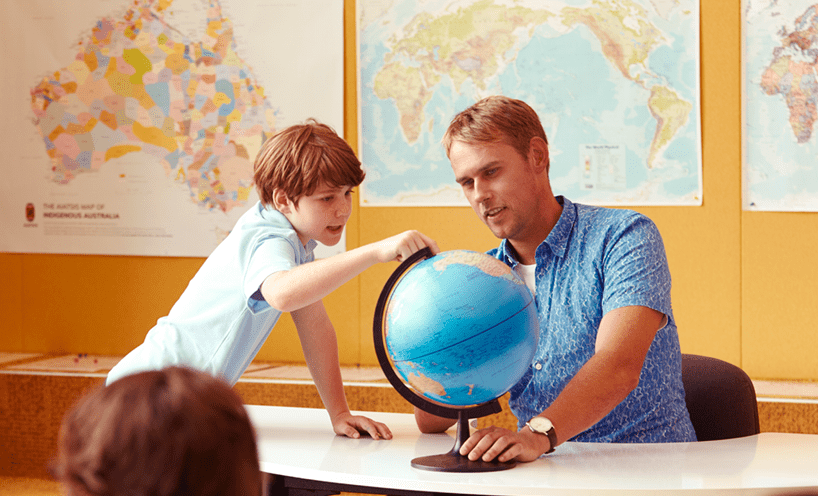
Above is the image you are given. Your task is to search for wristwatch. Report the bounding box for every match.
[526,416,557,454]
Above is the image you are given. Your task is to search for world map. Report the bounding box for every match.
[744,1,818,211]
[1,0,343,256]
[358,0,702,206]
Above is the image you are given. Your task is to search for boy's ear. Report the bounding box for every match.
[272,189,292,213]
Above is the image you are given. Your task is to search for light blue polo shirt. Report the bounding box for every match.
[106,201,316,386]
[491,197,696,443]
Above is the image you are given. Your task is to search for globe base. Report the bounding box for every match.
[410,411,517,472]
[411,450,517,472]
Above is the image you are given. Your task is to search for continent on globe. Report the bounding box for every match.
[760,4,818,144]
[29,0,274,213]
[383,250,539,408]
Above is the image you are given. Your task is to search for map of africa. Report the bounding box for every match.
[744,1,818,211]
[1,0,343,256]
[358,0,702,206]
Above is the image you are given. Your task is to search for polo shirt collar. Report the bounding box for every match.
[260,202,318,256]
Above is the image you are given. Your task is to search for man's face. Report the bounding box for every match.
[450,139,542,243]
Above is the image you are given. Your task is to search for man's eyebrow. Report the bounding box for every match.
[455,161,501,184]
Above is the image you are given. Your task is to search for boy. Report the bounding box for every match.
[107,120,439,439]
[54,366,262,496]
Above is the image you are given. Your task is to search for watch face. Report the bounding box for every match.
[530,416,553,432]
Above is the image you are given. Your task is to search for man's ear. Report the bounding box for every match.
[529,137,550,174]
[272,188,292,213]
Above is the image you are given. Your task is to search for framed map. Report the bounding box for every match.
[358,0,702,207]
[743,1,818,211]
[0,0,344,257]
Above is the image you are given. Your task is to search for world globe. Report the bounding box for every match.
[373,248,540,472]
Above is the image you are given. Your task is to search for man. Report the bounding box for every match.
[415,96,696,463]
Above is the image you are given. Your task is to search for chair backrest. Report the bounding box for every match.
[681,354,760,441]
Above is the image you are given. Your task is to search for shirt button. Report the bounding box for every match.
[534,362,543,371]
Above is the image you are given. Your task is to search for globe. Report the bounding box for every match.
[373,248,540,472]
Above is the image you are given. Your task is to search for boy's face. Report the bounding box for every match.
[280,183,354,247]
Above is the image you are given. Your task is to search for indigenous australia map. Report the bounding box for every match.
[744,1,818,211]
[1,0,342,256]
[358,0,702,206]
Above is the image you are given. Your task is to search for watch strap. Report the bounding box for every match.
[526,419,557,454]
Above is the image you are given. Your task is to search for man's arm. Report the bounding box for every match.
[415,407,457,433]
[454,305,665,463]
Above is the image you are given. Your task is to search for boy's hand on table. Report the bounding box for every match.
[332,412,393,440]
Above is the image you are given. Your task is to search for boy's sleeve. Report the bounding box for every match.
[243,236,299,310]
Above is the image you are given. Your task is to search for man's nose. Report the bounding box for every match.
[473,179,491,202]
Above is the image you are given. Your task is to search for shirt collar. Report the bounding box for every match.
[259,202,318,256]
[497,196,574,264]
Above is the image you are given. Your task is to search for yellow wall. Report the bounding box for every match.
[1,1,816,381]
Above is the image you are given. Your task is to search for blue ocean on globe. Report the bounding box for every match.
[384,250,539,408]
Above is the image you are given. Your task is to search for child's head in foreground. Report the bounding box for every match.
[253,119,365,209]
[52,366,262,496]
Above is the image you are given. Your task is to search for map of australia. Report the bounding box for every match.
[29,0,273,214]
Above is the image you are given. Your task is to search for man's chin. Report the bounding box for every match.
[483,219,507,239]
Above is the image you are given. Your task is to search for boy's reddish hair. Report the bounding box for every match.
[253,119,365,207]
[52,366,262,496]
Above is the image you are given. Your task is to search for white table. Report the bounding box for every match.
[247,405,818,495]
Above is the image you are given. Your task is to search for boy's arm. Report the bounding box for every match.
[261,230,438,312]
[290,300,392,439]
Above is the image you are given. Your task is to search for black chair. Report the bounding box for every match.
[681,354,760,441]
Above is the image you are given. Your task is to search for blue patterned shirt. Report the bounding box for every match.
[490,197,696,443]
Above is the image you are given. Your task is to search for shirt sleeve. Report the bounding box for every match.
[601,213,673,317]
[243,235,299,312]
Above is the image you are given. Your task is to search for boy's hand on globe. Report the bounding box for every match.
[375,230,439,263]
[459,425,547,463]
[331,412,393,440]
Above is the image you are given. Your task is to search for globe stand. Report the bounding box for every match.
[374,247,517,472]
[410,409,517,472]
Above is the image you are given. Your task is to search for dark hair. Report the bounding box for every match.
[253,119,365,207]
[52,366,262,496]
[443,95,549,170]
